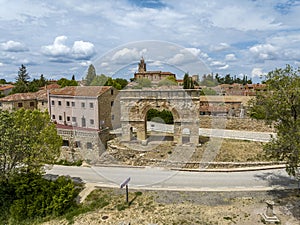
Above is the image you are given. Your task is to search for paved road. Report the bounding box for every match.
[147,122,276,142]
[46,165,298,191]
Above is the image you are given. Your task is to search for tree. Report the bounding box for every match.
[0,109,62,181]
[115,78,128,89]
[200,88,217,95]
[249,65,300,176]
[158,76,177,87]
[134,78,151,88]
[12,64,30,93]
[90,74,108,86]
[183,73,189,89]
[85,64,97,86]
[147,109,174,124]
[57,78,78,87]
[0,79,7,84]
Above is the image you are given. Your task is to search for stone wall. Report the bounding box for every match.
[58,128,112,163]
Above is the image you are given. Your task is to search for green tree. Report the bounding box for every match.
[135,78,151,88]
[158,76,177,87]
[115,78,128,89]
[12,64,30,93]
[147,109,174,124]
[0,79,7,84]
[85,64,97,86]
[90,74,108,86]
[57,78,78,87]
[0,109,62,181]
[183,73,189,89]
[249,65,300,176]
[200,88,217,95]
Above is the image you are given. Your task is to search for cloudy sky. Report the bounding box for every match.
[1,0,300,82]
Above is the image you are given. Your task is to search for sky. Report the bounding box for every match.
[0,0,300,83]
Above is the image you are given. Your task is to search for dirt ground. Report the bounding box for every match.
[43,188,300,225]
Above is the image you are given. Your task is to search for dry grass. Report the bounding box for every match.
[200,116,274,132]
[42,188,300,225]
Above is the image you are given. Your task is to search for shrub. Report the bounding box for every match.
[0,172,81,223]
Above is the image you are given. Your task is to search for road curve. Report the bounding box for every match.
[46,165,298,192]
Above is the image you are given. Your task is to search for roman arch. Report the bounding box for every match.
[120,89,201,145]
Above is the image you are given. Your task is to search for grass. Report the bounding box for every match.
[55,159,83,166]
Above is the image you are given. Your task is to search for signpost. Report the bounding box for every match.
[120,177,131,203]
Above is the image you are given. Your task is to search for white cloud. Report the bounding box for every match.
[249,43,278,60]
[251,67,266,78]
[71,41,95,59]
[148,60,163,67]
[168,53,185,65]
[0,62,3,66]
[41,36,70,57]
[41,36,95,60]
[1,40,28,52]
[185,47,201,56]
[225,53,237,61]
[210,61,226,66]
[210,42,230,51]
[111,47,147,63]
[79,61,91,67]
[212,4,281,31]
[101,62,109,67]
[218,64,229,70]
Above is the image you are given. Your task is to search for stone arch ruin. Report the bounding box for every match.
[120,89,201,145]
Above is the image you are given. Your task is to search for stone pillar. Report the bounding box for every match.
[121,123,131,142]
[265,200,275,217]
[260,200,280,223]
[136,121,147,141]
[190,123,199,145]
[173,122,181,145]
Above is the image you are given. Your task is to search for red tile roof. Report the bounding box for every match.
[39,83,61,90]
[0,84,14,91]
[49,86,111,97]
[0,90,47,102]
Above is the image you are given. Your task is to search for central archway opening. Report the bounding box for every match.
[146,108,174,142]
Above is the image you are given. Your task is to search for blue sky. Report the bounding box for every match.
[0,0,300,83]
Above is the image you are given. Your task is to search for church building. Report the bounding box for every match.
[134,57,176,83]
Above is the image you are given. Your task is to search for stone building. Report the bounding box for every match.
[48,86,120,162]
[0,90,48,111]
[134,57,176,83]
[0,84,14,96]
[199,95,254,117]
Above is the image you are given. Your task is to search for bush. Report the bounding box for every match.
[0,172,82,224]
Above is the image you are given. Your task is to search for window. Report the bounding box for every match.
[59,115,62,120]
[75,141,81,148]
[62,140,69,146]
[81,102,85,108]
[87,142,92,149]
[58,101,62,106]
[30,102,34,107]
[111,101,114,106]
[72,117,76,122]
[67,116,70,122]
[111,114,114,120]
[42,102,45,106]
[0,102,2,107]
[90,119,94,125]
[52,115,55,119]
[89,102,94,108]
[18,102,23,107]
[111,89,114,95]
[66,101,70,107]
[71,102,75,107]
[51,100,55,105]
[81,117,86,127]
